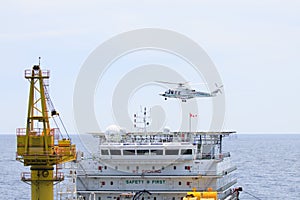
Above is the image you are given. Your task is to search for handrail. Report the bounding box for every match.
[16,128,56,136]
[24,69,50,78]
[21,171,64,181]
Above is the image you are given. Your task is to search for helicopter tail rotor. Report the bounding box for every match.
[215,83,223,89]
[212,83,223,95]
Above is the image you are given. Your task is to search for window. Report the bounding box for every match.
[110,181,113,185]
[151,149,163,155]
[101,149,109,155]
[180,149,193,155]
[123,149,135,155]
[173,166,176,170]
[137,149,149,155]
[179,181,181,185]
[110,150,121,155]
[165,149,179,155]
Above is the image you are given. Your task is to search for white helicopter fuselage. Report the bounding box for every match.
[159,88,220,102]
[157,81,223,102]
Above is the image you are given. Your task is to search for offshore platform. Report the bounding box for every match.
[16,63,76,200]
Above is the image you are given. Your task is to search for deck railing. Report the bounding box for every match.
[21,171,64,181]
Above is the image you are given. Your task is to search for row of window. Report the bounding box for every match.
[99,165,191,171]
[100,149,193,156]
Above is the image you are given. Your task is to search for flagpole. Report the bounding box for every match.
[189,113,191,132]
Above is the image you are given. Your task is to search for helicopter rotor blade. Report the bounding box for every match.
[188,82,208,86]
[155,81,178,85]
[155,81,189,86]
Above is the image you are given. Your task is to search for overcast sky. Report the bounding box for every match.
[0,0,299,134]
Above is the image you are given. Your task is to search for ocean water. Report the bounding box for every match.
[223,134,300,199]
[1,134,299,199]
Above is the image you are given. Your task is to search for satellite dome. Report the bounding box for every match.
[105,125,121,135]
[105,125,125,142]
[163,127,171,133]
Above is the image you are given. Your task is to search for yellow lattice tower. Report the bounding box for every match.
[16,64,76,200]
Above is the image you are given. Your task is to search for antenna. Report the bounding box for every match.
[133,106,151,133]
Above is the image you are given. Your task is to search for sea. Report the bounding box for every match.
[1,134,299,200]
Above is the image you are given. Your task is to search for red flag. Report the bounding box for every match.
[189,113,197,118]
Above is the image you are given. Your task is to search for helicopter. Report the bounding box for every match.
[157,81,223,102]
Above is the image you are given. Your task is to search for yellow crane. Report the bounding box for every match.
[16,63,76,200]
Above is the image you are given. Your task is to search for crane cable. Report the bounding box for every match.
[51,116,63,139]
[43,84,70,140]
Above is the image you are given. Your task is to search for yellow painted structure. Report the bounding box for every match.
[183,188,218,200]
[16,65,76,200]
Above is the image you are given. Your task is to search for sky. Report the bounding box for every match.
[0,0,299,134]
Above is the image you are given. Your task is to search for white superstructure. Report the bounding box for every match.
[73,127,239,200]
